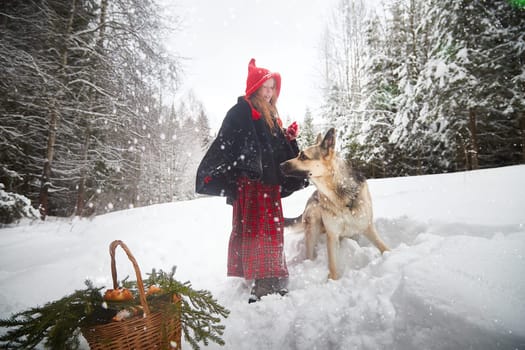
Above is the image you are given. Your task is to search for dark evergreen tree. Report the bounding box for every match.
[0,0,182,219]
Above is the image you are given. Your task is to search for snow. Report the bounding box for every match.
[1,165,525,349]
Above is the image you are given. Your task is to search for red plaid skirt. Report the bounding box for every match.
[227,177,288,280]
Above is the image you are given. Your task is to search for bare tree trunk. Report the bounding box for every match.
[75,131,90,216]
[61,0,77,69]
[518,111,525,163]
[39,100,58,219]
[75,177,86,216]
[74,0,106,216]
[468,108,479,170]
[463,142,470,171]
[39,0,77,219]
[96,0,108,52]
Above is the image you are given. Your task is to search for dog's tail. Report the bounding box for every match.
[283,214,303,232]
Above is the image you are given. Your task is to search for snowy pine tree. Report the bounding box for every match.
[319,0,524,177]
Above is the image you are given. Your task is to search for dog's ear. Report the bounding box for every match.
[320,128,336,153]
[315,133,323,144]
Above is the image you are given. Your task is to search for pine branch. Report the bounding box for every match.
[0,268,230,350]
[0,281,104,350]
[144,267,230,350]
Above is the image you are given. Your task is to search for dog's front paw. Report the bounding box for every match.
[328,272,339,280]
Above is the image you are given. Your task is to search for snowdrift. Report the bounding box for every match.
[1,165,524,349]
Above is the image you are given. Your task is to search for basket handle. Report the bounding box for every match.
[109,240,151,316]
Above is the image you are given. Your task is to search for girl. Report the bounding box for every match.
[196,58,307,302]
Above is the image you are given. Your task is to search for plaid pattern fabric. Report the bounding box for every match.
[227,177,288,280]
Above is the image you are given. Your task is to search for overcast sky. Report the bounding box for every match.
[163,0,339,131]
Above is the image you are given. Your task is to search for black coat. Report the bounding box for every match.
[195,97,307,203]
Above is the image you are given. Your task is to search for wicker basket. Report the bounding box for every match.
[82,240,182,349]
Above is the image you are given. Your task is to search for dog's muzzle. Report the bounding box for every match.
[280,161,309,178]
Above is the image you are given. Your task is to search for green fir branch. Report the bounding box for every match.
[0,267,229,350]
[0,280,103,350]
[143,267,230,350]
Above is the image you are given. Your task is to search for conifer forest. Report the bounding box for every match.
[1,0,524,220]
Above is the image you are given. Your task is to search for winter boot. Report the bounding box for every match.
[274,277,289,296]
[248,277,289,303]
[248,278,276,303]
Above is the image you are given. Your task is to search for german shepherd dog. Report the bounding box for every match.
[280,128,389,280]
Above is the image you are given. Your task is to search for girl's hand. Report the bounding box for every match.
[285,121,299,141]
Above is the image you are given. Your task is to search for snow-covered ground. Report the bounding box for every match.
[1,165,524,349]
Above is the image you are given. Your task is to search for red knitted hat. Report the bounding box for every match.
[245,58,281,100]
